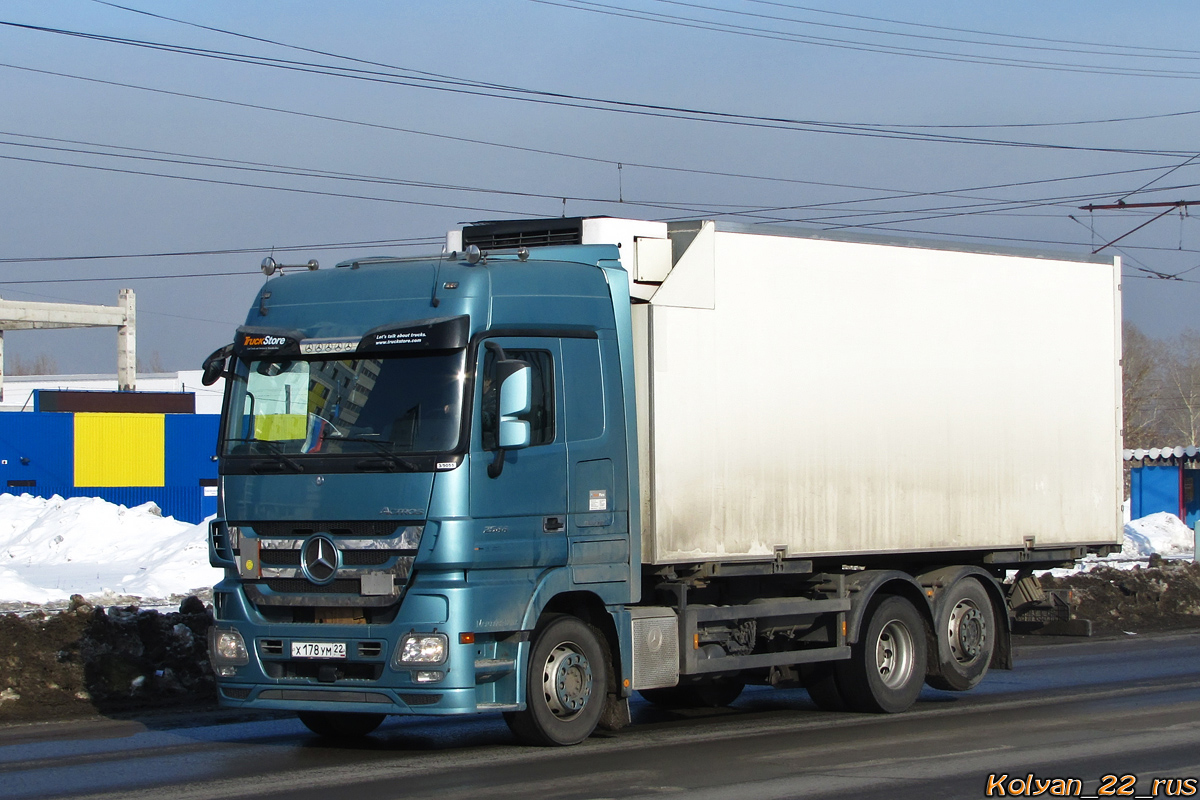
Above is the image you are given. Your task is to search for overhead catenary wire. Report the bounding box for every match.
[0,8,1196,278]
[8,127,1192,232]
[0,20,1195,157]
[89,0,1200,131]
[638,0,1200,63]
[0,133,767,216]
[529,0,1200,80]
[4,61,1197,220]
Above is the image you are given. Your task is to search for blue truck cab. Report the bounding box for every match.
[206,239,644,744]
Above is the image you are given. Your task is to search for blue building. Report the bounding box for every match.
[0,389,220,523]
[1125,447,1200,527]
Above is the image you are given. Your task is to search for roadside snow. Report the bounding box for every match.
[0,491,1194,605]
[1049,511,1195,576]
[0,493,221,606]
[1123,512,1195,559]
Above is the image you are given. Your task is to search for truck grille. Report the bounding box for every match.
[247,521,410,537]
[239,521,424,611]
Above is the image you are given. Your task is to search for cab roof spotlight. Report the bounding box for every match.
[465,245,483,265]
[261,257,319,276]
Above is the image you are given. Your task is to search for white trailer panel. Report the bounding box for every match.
[637,223,1122,564]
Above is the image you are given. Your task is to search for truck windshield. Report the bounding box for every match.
[222,350,466,457]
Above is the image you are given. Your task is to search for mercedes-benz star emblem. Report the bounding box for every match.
[301,534,339,585]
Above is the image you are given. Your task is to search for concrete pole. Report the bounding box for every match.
[117,289,136,391]
[0,329,5,403]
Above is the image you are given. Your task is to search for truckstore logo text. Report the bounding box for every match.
[242,335,288,347]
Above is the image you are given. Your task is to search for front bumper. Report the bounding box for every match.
[210,574,524,716]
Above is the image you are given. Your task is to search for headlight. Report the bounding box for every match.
[394,633,448,666]
[208,627,250,675]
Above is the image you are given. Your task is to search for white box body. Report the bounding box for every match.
[634,222,1123,564]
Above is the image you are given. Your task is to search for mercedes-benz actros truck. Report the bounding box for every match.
[204,217,1122,745]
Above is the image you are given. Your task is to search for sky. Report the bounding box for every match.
[1,1,1199,374]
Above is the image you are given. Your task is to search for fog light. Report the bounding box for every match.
[394,633,448,666]
[414,670,444,683]
[208,627,249,674]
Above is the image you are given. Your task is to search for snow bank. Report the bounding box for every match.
[0,493,222,605]
[1050,512,1195,576]
[1123,512,1195,559]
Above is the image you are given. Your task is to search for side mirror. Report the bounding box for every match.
[202,344,234,386]
[496,360,532,449]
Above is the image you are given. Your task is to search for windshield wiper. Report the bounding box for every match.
[249,439,304,473]
[337,437,421,472]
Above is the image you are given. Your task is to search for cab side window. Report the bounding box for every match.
[481,348,554,450]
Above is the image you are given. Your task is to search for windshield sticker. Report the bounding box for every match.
[234,326,303,357]
[359,315,469,353]
[368,330,428,348]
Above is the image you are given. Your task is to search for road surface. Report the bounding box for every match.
[3,631,1199,800]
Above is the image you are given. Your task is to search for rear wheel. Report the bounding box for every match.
[297,711,385,739]
[505,615,607,746]
[927,578,995,691]
[836,595,927,713]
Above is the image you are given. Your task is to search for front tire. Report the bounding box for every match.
[505,615,607,746]
[927,578,995,691]
[836,595,927,713]
[297,711,385,739]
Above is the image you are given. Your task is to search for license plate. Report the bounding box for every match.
[291,641,346,659]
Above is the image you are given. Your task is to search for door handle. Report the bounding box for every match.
[543,515,565,533]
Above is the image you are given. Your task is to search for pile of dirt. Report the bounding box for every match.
[1041,557,1200,636]
[0,595,216,723]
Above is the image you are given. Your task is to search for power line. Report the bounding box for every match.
[4,60,1194,219]
[91,0,1200,131]
[530,0,1200,81]
[744,1,1200,58]
[642,0,1200,63]
[8,127,1182,231]
[0,132,763,216]
[0,271,255,285]
[0,19,1193,157]
[0,236,439,264]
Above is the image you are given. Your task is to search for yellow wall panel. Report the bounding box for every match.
[74,413,165,487]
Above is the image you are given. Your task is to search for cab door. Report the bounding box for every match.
[468,337,568,570]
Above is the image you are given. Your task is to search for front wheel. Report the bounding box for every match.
[297,711,385,739]
[836,595,927,714]
[505,615,607,746]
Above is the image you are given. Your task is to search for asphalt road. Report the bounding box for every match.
[3,631,1200,800]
